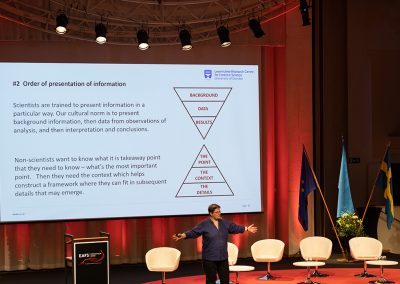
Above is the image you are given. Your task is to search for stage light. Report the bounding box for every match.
[299,0,311,26]
[95,23,107,44]
[179,29,192,51]
[248,18,265,38]
[55,12,68,35]
[137,29,149,50]
[217,26,231,47]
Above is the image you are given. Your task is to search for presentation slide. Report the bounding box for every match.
[0,63,261,222]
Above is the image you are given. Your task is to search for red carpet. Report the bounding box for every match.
[144,268,400,284]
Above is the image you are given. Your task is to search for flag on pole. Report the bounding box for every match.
[298,146,318,231]
[375,146,394,229]
[337,143,354,217]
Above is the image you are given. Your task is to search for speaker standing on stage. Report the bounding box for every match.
[172,203,257,284]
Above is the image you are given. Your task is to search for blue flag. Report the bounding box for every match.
[337,144,354,217]
[298,147,317,231]
[375,147,394,229]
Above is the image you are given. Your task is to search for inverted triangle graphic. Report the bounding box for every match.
[174,87,232,139]
[190,117,216,138]
[176,145,234,197]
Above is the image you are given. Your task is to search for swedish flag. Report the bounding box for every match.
[375,146,394,229]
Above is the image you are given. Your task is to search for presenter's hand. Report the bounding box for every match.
[246,224,258,234]
[172,233,186,241]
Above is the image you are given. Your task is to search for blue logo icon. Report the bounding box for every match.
[204,70,212,79]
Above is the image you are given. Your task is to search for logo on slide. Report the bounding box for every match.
[204,70,212,79]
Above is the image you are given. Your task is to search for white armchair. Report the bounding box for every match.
[227,242,239,266]
[251,239,285,280]
[299,236,332,277]
[145,247,181,283]
[349,237,382,277]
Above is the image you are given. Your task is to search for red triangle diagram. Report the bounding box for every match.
[176,145,234,197]
[173,87,232,139]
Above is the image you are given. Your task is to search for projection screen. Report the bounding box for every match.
[0,63,261,222]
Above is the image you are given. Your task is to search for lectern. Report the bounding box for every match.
[64,232,110,284]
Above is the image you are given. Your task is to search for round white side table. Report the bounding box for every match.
[229,265,255,283]
[293,261,326,284]
[366,260,398,284]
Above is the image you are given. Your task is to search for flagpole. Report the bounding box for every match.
[361,142,391,222]
[303,148,347,259]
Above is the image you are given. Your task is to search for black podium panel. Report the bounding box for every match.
[73,239,109,284]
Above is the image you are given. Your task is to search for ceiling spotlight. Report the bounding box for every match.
[299,0,311,26]
[137,29,149,50]
[248,18,265,38]
[55,12,68,35]
[179,29,192,51]
[95,23,107,44]
[217,26,231,47]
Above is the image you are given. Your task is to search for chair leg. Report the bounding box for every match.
[64,265,68,284]
[298,265,321,284]
[64,259,71,284]
[161,271,166,284]
[258,262,273,280]
[311,266,328,277]
[354,261,375,278]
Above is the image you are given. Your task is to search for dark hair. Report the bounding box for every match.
[208,203,220,214]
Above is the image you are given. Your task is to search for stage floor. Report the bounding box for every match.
[144,268,400,284]
[1,254,400,284]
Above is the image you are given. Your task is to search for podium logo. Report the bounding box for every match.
[79,250,105,265]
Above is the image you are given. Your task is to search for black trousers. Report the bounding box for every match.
[203,259,229,284]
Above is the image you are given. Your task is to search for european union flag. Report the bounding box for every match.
[375,146,394,229]
[298,147,318,231]
[337,144,354,217]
